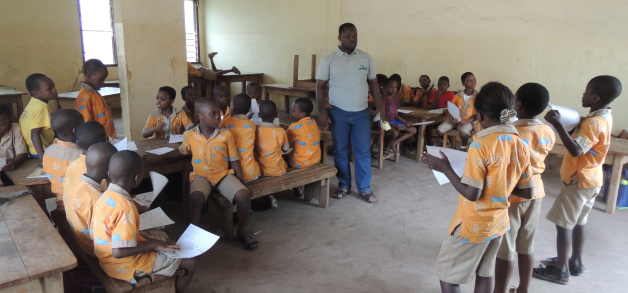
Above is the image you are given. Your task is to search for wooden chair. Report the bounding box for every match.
[442,130,460,149]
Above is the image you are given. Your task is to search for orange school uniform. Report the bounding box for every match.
[414,87,437,104]
[182,104,199,125]
[64,174,104,257]
[220,115,261,182]
[143,108,194,139]
[397,84,414,103]
[42,139,82,207]
[63,155,108,202]
[287,117,321,168]
[451,89,479,120]
[179,125,239,184]
[255,122,291,177]
[448,125,533,243]
[221,107,231,119]
[76,83,117,138]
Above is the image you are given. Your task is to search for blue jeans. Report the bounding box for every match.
[328,106,372,193]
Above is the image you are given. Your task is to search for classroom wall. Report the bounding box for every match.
[202,0,628,132]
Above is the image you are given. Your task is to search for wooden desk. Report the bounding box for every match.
[215,71,264,96]
[551,136,628,214]
[4,159,52,215]
[398,106,445,161]
[262,83,314,113]
[0,86,27,123]
[0,185,77,292]
[56,87,121,109]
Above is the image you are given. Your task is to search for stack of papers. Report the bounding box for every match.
[162,224,219,258]
[425,146,468,185]
[139,207,175,231]
[133,172,169,207]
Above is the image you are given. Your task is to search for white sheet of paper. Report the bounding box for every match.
[0,158,6,168]
[273,117,280,127]
[127,141,137,151]
[133,172,168,207]
[146,147,174,155]
[428,109,446,114]
[45,197,57,214]
[27,168,47,179]
[169,135,184,143]
[114,137,127,151]
[139,207,175,231]
[426,146,468,185]
[397,109,413,114]
[413,121,434,126]
[162,224,219,258]
[549,104,580,131]
[447,101,461,121]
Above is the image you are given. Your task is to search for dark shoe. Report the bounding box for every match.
[358,191,378,203]
[546,257,586,276]
[292,187,303,197]
[532,264,571,285]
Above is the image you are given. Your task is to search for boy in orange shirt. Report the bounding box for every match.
[75,59,117,139]
[181,86,199,125]
[288,98,321,169]
[0,104,28,172]
[143,86,194,139]
[245,83,262,124]
[213,86,231,119]
[43,109,84,210]
[20,73,56,162]
[91,151,197,290]
[437,72,478,150]
[63,121,108,200]
[389,74,414,106]
[414,75,437,107]
[64,142,117,257]
[533,76,622,285]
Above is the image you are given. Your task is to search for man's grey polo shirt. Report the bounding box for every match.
[316,47,377,112]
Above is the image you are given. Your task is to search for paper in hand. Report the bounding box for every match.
[133,172,169,207]
[447,101,461,121]
[549,104,580,131]
[27,168,47,179]
[162,224,219,258]
[413,121,434,126]
[426,146,468,185]
[169,135,184,143]
[428,109,446,114]
[139,207,175,231]
[397,109,413,114]
[147,147,174,155]
[0,158,6,168]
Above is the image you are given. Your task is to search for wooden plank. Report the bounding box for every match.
[311,54,316,80]
[605,155,628,214]
[0,210,29,289]
[293,55,299,88]
[4,159,49,186]
[245,164,336,198]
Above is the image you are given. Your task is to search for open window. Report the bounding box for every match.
[184,0,200,63]
[78,0,116,65]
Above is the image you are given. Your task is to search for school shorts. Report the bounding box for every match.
[389,119,405,127]
[436,226,502,284]
[190,174,247,203]
[546,179,600,230]
[437,119,473,135]
[198,67,219,81]
[496,198,543,261]
[134,251,182,278]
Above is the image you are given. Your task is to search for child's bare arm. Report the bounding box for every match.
[143,148,185,164]
[545,110,583,157]
[423,151,482,201]
[112,239,180,259]
[31,128,45,164]
[230,160,245,183]
[2,153,27,171]
[142,122,167,138]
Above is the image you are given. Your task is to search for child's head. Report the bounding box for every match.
[25,73,57,101]
[583,75,622,108]
[384,78,398,96]
[156,86,176,111]
[461,72,476,90]
[0,104,12,138]
[437,76,450,92]
[85,142,118,181]
[474,82,516,128]
[83,59,108,90]
[213,86,230,110]
[195,97,222,128]
[290,98,314,122]
[259,100,277,123]
[181,86,197,107]
[419,75,431,88]
[376,74,388,94]
[108,150,143,188]
[246,83,261,100]
[231,93,251,115]
[514,83,550,119]
[389,74,402,89]
[76,121,107,154]
[50,109,85,143]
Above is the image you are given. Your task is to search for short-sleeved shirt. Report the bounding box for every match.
[179,125,239,184]
[19,97,54,155]
[510,119,555,203]
[143,107,194,139]
[384,96,399,121]
[221,107,231,120]
[560,109,612,188]
[92,184,156,283]
[64,174,104,257]
[448,125,533,243]
[182,104,199,125]
[414,87,437,104]
[0,123,28,160]
[220,115,261,182]
[287,117,321,168]
[255,122,290,177]
[397,84,414,103]
[452,89,479,120]
[316,47,377,112]
[76,83,117,138]
[63,155,108,199]
[42,139,82,205]
[429,91,456,109]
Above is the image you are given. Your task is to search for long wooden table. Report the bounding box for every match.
[215,71,264,95]
[56,87,121,109]
[398,106,445,161]
[0,185,77,292]
[262,83,314,113]
[0,86,27,123]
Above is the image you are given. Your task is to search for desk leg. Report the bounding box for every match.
[606,155,628,214]
[182,161,192,222]
[416,118,428,161]
[40,272,64,293]
[28,184,49,218]
[265,89,270,101]
[16,98,24,122]
[284,95,290,113]
[241,82,246,94]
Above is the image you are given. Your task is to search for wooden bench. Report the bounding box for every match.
[50,210,183,293]
[207,163,337,240]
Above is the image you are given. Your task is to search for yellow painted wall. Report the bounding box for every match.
[202,0,628,132]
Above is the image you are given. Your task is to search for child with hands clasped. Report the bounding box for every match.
[424,82,534,293]
[382,77,416,156]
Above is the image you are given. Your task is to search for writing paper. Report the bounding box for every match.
[426,146,468,185]
[162,224,219,258]
[413,121,434,126]
[139,207,175,231]
[428,109,446,114]
[169,135,184,143]
[397,109,413,114]
[447,101,461,121]
[549,104,580,131]
[133,172,169,207]
[146,147,174,155]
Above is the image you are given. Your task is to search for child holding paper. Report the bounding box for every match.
[436,72,478,150]
[245,83,262,125]
[414,75,437,108]
[143,86,194,139]
[382,77,416,156]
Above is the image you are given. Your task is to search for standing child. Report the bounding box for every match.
[533,76,622,285]
[181,86,199,125]
[287,98,321,169]
[143,98,257,251]
[415,75,437,108]
[246,83,262,125]
[381,78,417,156]
[43,109,84,210]
[75,59,117,139]
[437,72,478,150]
[143,86,194,139]
[389,74,414,106]
[91,151,197,291]
[494,83,555,293]
[63,121,108,199]
[20,73,56,162]
[424,82,534,293]
[0,104,28,172]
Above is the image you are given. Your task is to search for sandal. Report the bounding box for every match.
[383,147,394,157]
[292,186,304,197]
[332,188,349,199]
[545,257,586,276]
[237,232,258,251]
[508,287,517,293]
[392,146,399,156]
[532,264,570,285]
[358,191,378,203]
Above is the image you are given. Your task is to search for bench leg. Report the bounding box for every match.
[206,196,235,241]
[303,178,330,208]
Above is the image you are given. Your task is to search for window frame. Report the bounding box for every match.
[185,0,201,64]
[77,0,118,66]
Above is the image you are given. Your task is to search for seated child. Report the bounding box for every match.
[288,97,321,168]
[381,77,417,156]
[245,83,262,125]
[427,76,455,109]
[64,142,117,257]
[213,86,231,119]
[423,81,534,293]
[493,83,555,293]
[220,93,261,183]
[143,86,194,139]
[75,59,117,139]
[187,52,240,81]
[0,104,28,172]
[63,121,108,199]
[437,72,478,150]
[181,86,199,125]
[91,151,197,290]
[43,109,84,209]
[414,75,437,107]
[255,100,291,208]
[20,73,56,162]
[369,74,388,103]
[389,74,414,106]
[143,98,257,251]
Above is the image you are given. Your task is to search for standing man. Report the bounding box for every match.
[316,23,382,203]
